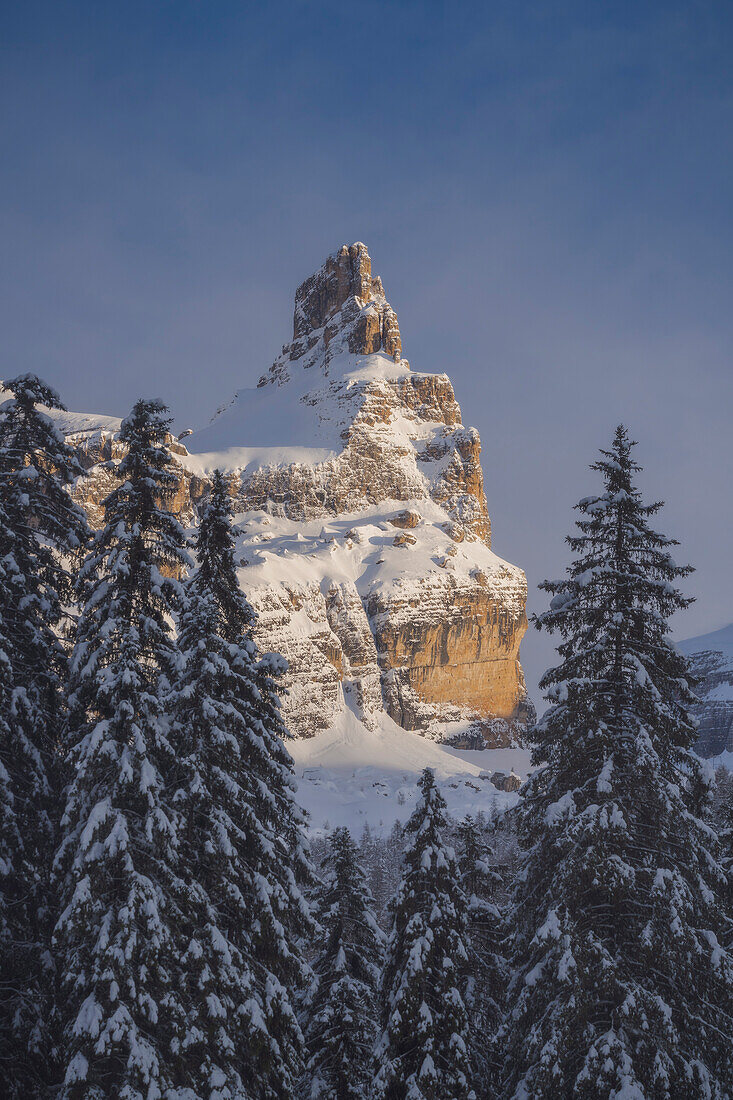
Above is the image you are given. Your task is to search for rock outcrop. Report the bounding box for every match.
[262,242,403,385]
[182,243,532,742]
[51,243,533,746]
[678,626,733,758]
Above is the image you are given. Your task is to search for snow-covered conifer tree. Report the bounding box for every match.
[375,768,474,1100]
[0,375,89,1096]
[54,399,191,1099]
[502,425,733,1098]
[456,816,506,1097]
[359,821,404,927]
[303,826,384,1099]
[173,470,312,1100]
[191,468,254,642]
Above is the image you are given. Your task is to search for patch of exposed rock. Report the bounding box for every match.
[489,771,523,792]
[390,510,421,529]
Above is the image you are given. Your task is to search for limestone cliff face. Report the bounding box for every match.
[369,571,531,733]
[68,427,198,528]
[61,243,533,744]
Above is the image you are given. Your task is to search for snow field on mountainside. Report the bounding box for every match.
[289,706,531,835]
[184,352,417,458]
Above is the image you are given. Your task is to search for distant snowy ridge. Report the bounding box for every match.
[0,382,122,438]
[679,624,733,663]
[678,624,733,758]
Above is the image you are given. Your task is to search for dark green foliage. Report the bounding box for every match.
[194,469,254,641]
[456,817,507,1098]
[502,426,733,1099]
[54,399,191,1099]
[303,826,383,1099]
[375,768,474,1100]
[0,375,89,1096]
[173,470,312,1099]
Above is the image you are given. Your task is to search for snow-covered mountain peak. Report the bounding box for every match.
[53,244,533,761]
[179,245,532,744]
[256,242,403,390]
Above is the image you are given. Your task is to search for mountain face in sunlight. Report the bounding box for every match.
[47,244,534,749]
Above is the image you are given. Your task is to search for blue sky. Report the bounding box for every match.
[2,1,732,699]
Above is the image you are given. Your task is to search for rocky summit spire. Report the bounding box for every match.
[258,243,402,387]
[293,243,402,356]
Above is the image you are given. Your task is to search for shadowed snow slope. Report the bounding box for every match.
[288,707,532,836]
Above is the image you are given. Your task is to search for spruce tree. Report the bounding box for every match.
[192,468,254,642]
[359,821,405,927]
[54,399,191,1099]
[303,826,384,1100]
[502,425,733,1098]
[375,768,474,1100]
[173,470,312,1100]
[0,375,89,1096]
[456,816,506,1098]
